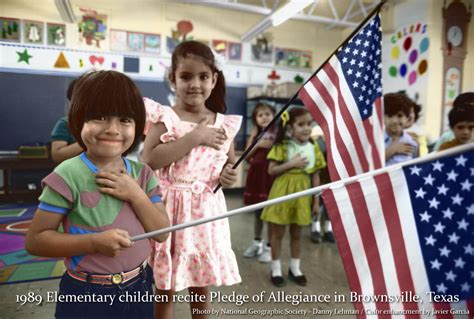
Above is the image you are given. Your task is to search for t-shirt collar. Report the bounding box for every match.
[80,152,131,174]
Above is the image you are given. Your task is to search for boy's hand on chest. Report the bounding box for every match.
[95,171,143,202]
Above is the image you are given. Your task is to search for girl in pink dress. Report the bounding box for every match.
[142,41,242,319]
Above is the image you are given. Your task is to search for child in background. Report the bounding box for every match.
[142,41,242,319]
[404,100,429,157]
[384,92,419,166]
[25,70,170,319]
[433,92,474,151]
[261,107,326,287]
[243,103,276,263]
[50,78,83,163]
[438,106,474,151]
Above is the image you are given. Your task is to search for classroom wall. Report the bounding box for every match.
[1,0,472,150]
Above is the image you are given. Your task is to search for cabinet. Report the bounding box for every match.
[0,156,55,203]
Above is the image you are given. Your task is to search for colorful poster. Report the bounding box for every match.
[275,48,312,69]
[1,18,20,42]
[23,20,43,44]
[212,39,228,56]
[46,23,66,46]
[127,32,145,51]
[251,35,273,63]
[228,42,242,61]
[78,9,107,48]
[145,33,160,53]
[110,29,127,51]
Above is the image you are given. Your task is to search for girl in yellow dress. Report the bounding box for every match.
[261,107,326,287]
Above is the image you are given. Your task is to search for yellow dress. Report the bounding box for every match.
[261,139,326,226]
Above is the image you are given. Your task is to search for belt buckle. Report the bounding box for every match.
[111,274,123,284]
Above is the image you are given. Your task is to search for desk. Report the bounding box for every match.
[0,156,55,203]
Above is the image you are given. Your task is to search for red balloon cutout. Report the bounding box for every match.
[403,37,412,51]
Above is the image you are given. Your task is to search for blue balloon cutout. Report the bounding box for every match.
[399,64,407,77]
[419,37,429,54]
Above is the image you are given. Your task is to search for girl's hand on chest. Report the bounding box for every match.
[192,117,227,150]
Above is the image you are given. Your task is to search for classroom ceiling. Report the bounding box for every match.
[178,0,383,29]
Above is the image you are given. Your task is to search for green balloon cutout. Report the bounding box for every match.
[388,66,397,77]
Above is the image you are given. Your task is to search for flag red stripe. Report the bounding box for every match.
[346,182,391,317]
[308,75,357,177]
[374,173,420,316]
[432,302,454,319]
[323,63,371,172]
[298,89,341,181]
[323,189,366,319]
[466,299,474,319]
[362,117,382,170]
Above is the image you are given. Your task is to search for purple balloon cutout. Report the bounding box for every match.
[399,64,407,77]
[409,50,418,64]
[408,71,417,85]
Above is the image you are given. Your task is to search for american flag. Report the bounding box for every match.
[323,146,474,318]
[298,13,384,181]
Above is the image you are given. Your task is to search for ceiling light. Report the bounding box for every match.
[271,0,314,26]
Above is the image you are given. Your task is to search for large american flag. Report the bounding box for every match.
[323,146,474,318]
[298,13,384,181]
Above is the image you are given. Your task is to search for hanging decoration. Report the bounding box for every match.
[79,59,84,68]
[47,23,66,46]
[251,32,273,63]
[78,8,107,48]
[23,20,43,44]
[54,52,70,68]
[17,49,32,64]
[145,33,161,54]
[0,18,20,42]
[167,20,194,54]
[228,42,242,61]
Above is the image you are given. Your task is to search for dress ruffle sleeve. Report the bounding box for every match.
[143,98,176,143]
[221,115,243,141]
[267,144,287,162]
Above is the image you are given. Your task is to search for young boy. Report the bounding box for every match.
[438,106,474,151]
[383,93,419,166]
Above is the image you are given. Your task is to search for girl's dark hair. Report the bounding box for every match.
[68,70,145,155]
[169,40,226,113]
[251,103,276,135]
[275,107,310,144]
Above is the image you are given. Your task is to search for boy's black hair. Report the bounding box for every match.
[68,70,145,155]
[453,92,474,109]
[251,103,276,136]
[169,40,227,113]
[448,106,474,128]
[384,92,414,117]
[66,78,77,101]
[274,107,311,144]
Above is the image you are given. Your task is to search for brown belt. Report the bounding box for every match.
[66,261,146,285]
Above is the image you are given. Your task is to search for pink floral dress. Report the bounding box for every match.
[144,98,242,291]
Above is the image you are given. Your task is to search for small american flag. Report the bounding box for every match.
[298,13,384,181]
[323,147,474,318]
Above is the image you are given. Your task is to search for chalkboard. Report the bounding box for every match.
[0,72,247,151]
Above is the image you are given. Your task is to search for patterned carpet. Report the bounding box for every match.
[0,204,65,285]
